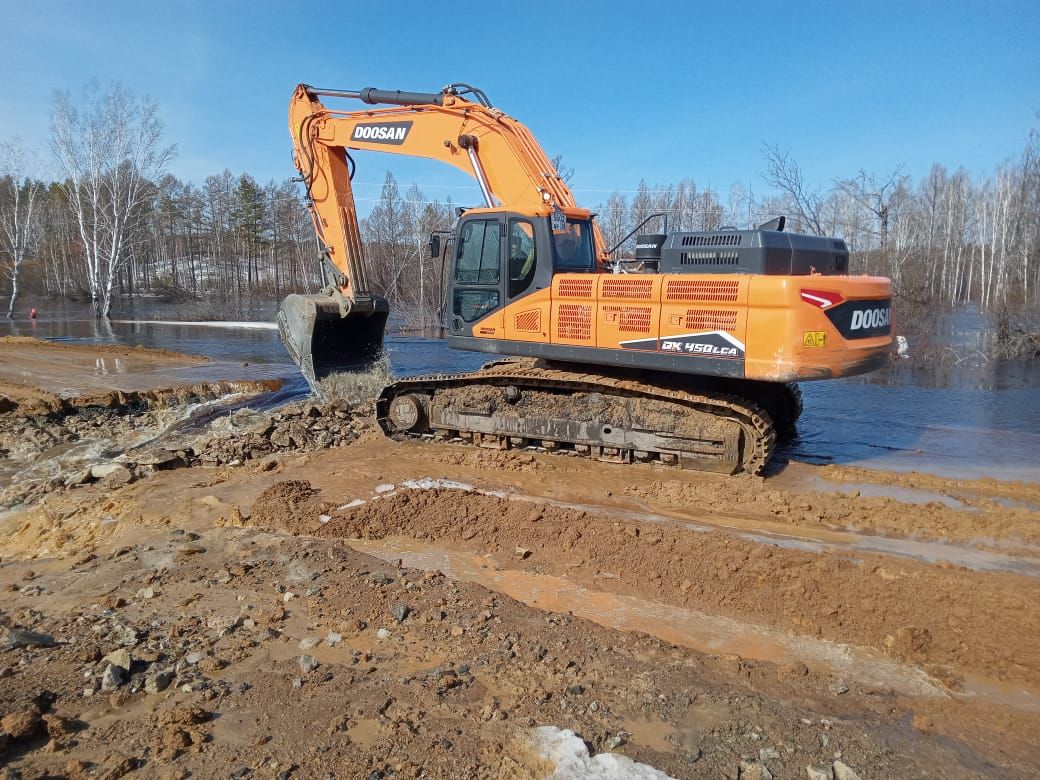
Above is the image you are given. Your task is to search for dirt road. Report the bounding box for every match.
[1,341,1039,778]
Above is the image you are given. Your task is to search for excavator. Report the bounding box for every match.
[277,82,894,475]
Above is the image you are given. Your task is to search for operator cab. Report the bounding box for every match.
[437,211,595,335]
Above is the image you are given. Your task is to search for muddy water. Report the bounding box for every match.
[4,300,1038,481]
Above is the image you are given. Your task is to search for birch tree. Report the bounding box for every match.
[669,179,697,231]
[50,82,175,317]
[0,139,41,317]
[626,180,655,253]
[549,154,574,186]
[692,189,725,230]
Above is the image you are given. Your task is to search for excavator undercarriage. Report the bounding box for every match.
[377,359,801,475]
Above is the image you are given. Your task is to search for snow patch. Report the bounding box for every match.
[400,478,475,492]
[398,477,510,499]
[478,488,511,499]
[338,499,367,510]
[527,727,676,780]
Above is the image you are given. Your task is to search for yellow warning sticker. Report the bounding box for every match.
[803,331,827,348]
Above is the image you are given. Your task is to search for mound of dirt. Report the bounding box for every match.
[265,488,1040,688]
[249,479,319,529]
[2,506,1027,779]
[624,474,1040,551]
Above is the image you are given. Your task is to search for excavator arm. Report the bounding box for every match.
[279,82,594,387]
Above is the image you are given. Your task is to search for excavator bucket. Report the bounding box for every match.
[277,293,389,389]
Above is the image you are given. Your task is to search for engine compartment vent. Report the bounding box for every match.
[556,304,593,341]
[601,277,654,299]
[680,251,739,266]
[680,233,743,247]
[665,279,740,302]
[557,278,595,298]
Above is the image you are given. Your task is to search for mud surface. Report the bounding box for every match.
[286,488,1040,690]
[0,337,215,406]
[1,339,1039,778]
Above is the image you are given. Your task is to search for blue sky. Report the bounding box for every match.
[2,0,1038,212]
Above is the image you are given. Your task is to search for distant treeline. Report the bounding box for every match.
[1,84,1038,338]
[598,134,1040,319]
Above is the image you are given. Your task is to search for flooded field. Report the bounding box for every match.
[3,300,1038,481]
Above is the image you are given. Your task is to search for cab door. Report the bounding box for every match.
[502,217,552,342]
[449,216,505,337]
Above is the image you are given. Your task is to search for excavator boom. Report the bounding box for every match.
[278,83,587,387]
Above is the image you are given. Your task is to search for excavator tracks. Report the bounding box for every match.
[376,359,788,476]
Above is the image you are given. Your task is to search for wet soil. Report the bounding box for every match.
[281,488,1040,691]
[0,337,216,409]
[7,516,1019,780]
[2,339,1039,778]
[2,446,1038,778]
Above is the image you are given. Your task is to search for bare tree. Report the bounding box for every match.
[0,139,41,317]
[549,154,574,186]
[725,182,749,229]
[762,143,825,235]
[626,180,657,254]
[670,178,697,231]
[400,186,454,329]
[50,82,175,317]
[836,166,909,251]
[364,171,409,300]
[401,183,430,328]
[693,189,725,231]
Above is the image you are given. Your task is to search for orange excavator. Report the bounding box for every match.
[278,83,894,475]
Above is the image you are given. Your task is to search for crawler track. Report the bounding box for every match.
[376,359,787,475]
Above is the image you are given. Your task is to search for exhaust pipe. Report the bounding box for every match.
[277,293,390,390]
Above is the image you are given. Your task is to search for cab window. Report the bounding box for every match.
[455,219,500,284]
[454,289,500,323]
[508,220,537,297]
[552,219,595,270]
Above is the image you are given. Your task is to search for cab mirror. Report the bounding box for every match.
[428,234,441,258]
